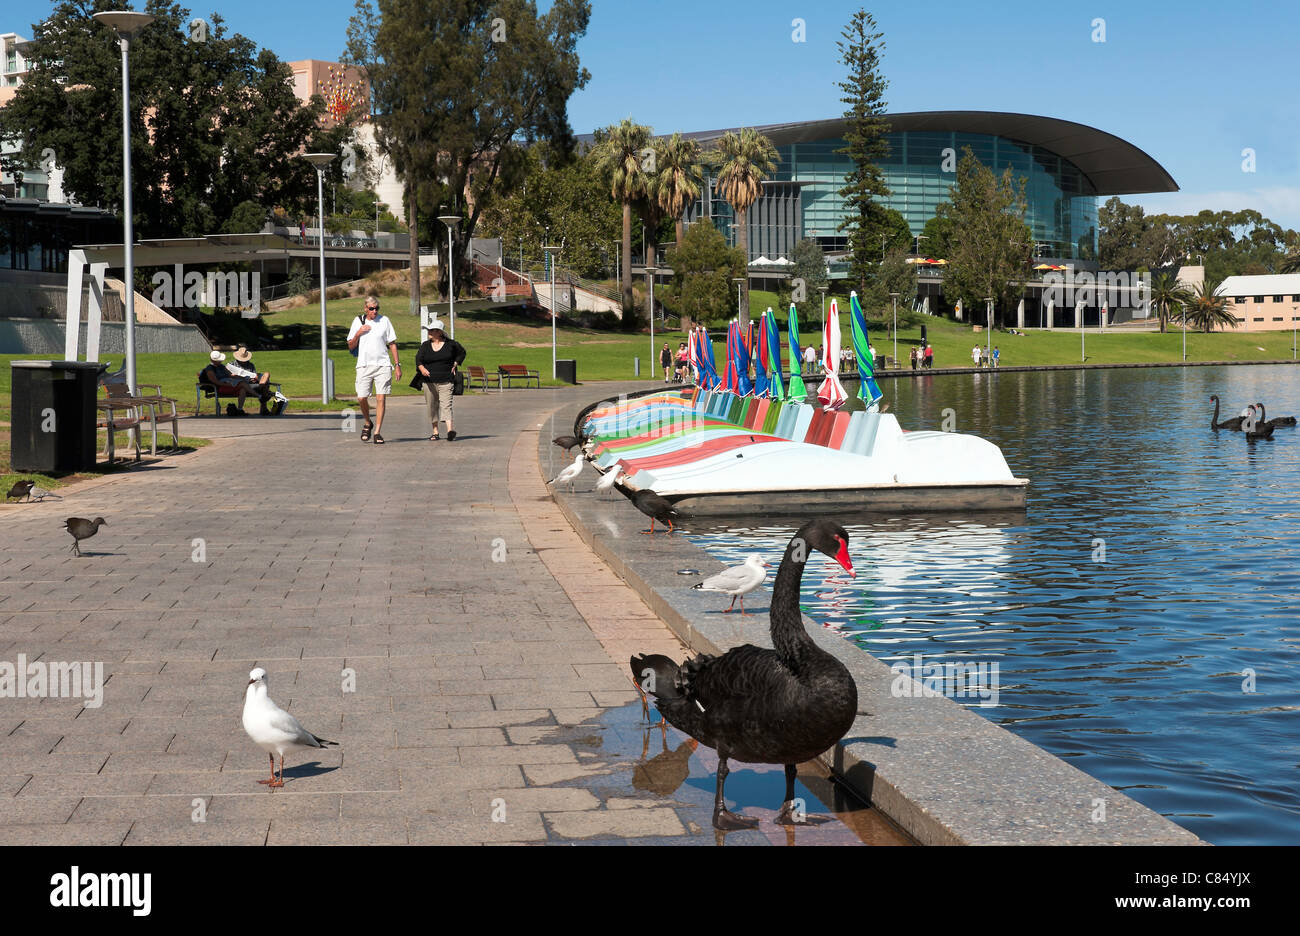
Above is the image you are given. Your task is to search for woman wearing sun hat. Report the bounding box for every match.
[226,345,276,414]
[411,319,467,441]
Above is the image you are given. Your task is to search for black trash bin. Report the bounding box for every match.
[556,359,577,384]
[9,360,106,473]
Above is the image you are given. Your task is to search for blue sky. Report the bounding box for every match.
[9,0,1300,227]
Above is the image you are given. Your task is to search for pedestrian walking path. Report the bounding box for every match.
[0,383,899,845]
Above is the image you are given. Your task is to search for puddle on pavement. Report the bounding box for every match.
[535,700,913,846]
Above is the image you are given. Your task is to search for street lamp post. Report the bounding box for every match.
[733,277,744,323]
[93,10,155,393]
[914,234,928,259]
[818,285,828,333]
[542,244,561,380]
[301,153,336,403]
[437,214,461,340]
[647,266,657,376]
[890,292,900,365]
[984,297,994,365]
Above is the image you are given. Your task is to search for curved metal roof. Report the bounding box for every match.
[680,111,1178,196]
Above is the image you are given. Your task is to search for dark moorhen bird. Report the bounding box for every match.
[6,480,35,503]
[620,486,681,534]
[1253,402,1297,430]
[552,434,584,453]
[1209,395,1246,430]
[64,517,107,556]
[630,518,858,829]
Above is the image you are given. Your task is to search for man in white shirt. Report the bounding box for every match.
[347,296,401,444]
[802,344,816,375]
[971,345,981,367]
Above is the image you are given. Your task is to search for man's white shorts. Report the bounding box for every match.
[356,364,393,398]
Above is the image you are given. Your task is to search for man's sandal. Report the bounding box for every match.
[373,434,385,445]
[361,422,373,442]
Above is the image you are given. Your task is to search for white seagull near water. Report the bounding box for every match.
[593,466,623,497]
[547,454,584,492]
[242,667,338,788]
[693,554,769,614]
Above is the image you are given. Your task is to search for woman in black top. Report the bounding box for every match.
[660,342,673,383]
[411,320,467,441]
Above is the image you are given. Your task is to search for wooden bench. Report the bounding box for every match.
[195,369,283,415]
[466,365,501,391]
[102,377,180,455]
[497,364,540,388]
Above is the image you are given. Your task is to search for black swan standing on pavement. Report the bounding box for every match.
[630,518,858,829]
[1253,402,1297,429]
[1209,395,1246,430]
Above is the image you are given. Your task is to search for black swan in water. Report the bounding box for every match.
[630,519,858,829]
[1243,406,1275,440]
[1253,402,1297,430]
[1209,395,1246,430]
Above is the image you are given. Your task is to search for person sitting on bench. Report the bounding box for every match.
[202,350,271,415]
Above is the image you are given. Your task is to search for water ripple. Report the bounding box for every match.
[684,364,1300,845]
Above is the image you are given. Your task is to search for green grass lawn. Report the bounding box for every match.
[4,291,1297,426]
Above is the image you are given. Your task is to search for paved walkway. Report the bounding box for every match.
[0,383,895,845]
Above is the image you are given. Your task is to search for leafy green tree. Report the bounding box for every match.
[835,8,892,292]
[936,147,1032,323]
[346,0,591,312]
[789,238,827,316]
[1148,270,1192,334]
[477,144,620,279]
[861,247,917,325]
[712,127,778,317]
[0,1,333,238]
[663,219,745,324]
[590,119,653,318]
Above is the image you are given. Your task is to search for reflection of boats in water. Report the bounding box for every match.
[579,389,1028,516]
[689,517,1016,643]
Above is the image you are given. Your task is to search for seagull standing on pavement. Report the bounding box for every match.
[242,667,338,788]
[547,454,584,493]
[693,554,769,614]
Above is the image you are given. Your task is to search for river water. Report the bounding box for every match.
[685,363,1300,845]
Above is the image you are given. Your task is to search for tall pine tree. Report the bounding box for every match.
[836,9,892,293]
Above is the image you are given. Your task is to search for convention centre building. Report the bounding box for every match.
[679,111,1178,266]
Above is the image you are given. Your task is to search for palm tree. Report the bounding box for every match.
[712,128,779,317]
[591,119,653,319]
[655,133,705,251]
[1182,277,1239,333]
[1149,270,1192,334]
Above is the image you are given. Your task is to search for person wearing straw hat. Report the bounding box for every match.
[228,345,287,414]
[411,318,466,441]
[201,350,262,414]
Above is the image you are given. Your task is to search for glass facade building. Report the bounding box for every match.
[780,132,1098,260]
[679,113,1175,265]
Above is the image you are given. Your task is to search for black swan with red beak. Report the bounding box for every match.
[630,518,858,830]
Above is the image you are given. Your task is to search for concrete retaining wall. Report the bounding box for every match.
[0,318,210,355]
